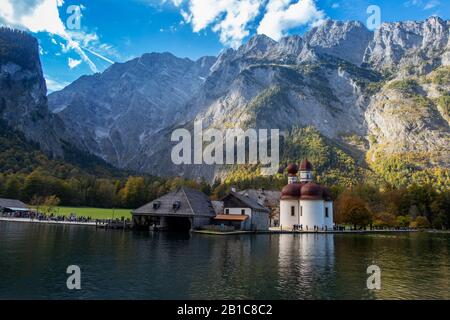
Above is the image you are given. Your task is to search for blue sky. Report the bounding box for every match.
[0,0,448,92]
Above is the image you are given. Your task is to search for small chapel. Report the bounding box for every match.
[279,159,334,231]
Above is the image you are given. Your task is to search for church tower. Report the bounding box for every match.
[286,163,299,184]
[299,159,313,182]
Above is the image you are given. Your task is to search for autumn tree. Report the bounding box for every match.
[411,216,430,229]
[396,215,411,228]
[41,195,60,215]
[119,176,147,208]
[430,191,450,229]
[335,192,373,229]
[373,212,397,228]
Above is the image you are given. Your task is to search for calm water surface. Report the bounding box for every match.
[0,222,449,299]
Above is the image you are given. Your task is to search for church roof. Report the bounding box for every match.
[280,160,332,201]
[300,159,313,171]
[300,182,323,200]
[286,163,299,175]
[281,183,302,200]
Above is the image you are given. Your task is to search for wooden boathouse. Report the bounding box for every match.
[132,187,216,231]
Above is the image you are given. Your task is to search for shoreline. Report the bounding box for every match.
[193,229,420,235]
[2,217,444,234]
[0,217,97,227]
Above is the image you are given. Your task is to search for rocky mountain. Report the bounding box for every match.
[0,28,66,156]
[0,27,125,176]
[47,17,449,182]
[48,53,216,168]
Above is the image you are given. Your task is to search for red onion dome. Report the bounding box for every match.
[280,183,301,200]
[300,182,323,200]
[286,163,299,175]
[322,187,332,201]
[300,159,313,171]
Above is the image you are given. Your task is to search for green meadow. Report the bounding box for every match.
[46,207,132,220]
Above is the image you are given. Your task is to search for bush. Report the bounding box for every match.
[387,79,419,95]
[335,192,373,229]
[396,215,411,228]
[410,216,430,229]
[373,212,397,228]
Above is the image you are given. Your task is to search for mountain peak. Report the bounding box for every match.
[238,34,277,55]
[303,19,372,65]
[0,27,42,72]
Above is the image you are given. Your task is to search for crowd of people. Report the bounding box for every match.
[1,210,93,223]
[286,224,415,232]
[1,210,132,228]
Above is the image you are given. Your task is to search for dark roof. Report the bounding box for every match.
[132,187,216,217]
[300,159,313,171]
[222,191,270,212]
[239,189,280,206]
[300,182,323,200]
[0,198,28,209]
[281,183,302,200]
[211,200,224,215]
[286,163,299,175]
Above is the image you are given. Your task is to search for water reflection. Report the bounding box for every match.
[0,222,448,299]
[277,234,335,299]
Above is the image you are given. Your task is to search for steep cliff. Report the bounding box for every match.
[44,17,450,183]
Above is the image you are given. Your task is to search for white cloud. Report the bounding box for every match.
[175,0,325,47]
[68,57,82,69]
[404,0,422,7]
[168,0,183,6]
[179,0,263,48]
[331,3,340,9]
[424,0,440,10]
[0,0,115,72]
[257,0,325,41]
[45,75,69,93]
[0,0,66,34]
[404,0,440,10]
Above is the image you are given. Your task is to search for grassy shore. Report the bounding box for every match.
[41,207,132,220]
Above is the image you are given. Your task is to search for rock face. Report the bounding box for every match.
[364,17,450,72]
[0,28,65,156]
[48,52,216,167]
[47,17,450,179]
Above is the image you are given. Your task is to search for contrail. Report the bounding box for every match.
[83,47,115,64]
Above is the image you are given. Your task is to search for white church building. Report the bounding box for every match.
[279,159,334,231]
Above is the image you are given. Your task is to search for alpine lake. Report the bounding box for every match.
[0,221,448,299]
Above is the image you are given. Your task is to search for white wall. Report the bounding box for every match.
[280,199,334,231]
[324,201,334,229]
[224,207,251,218]
[300,200,324,230]
[280,199,300,229]
[299,171,312,182]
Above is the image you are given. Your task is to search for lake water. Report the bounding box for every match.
[0,222,449,300]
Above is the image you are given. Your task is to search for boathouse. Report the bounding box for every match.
[214,191,270,231]
[0,198,29,213]
[132,187,216,231]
